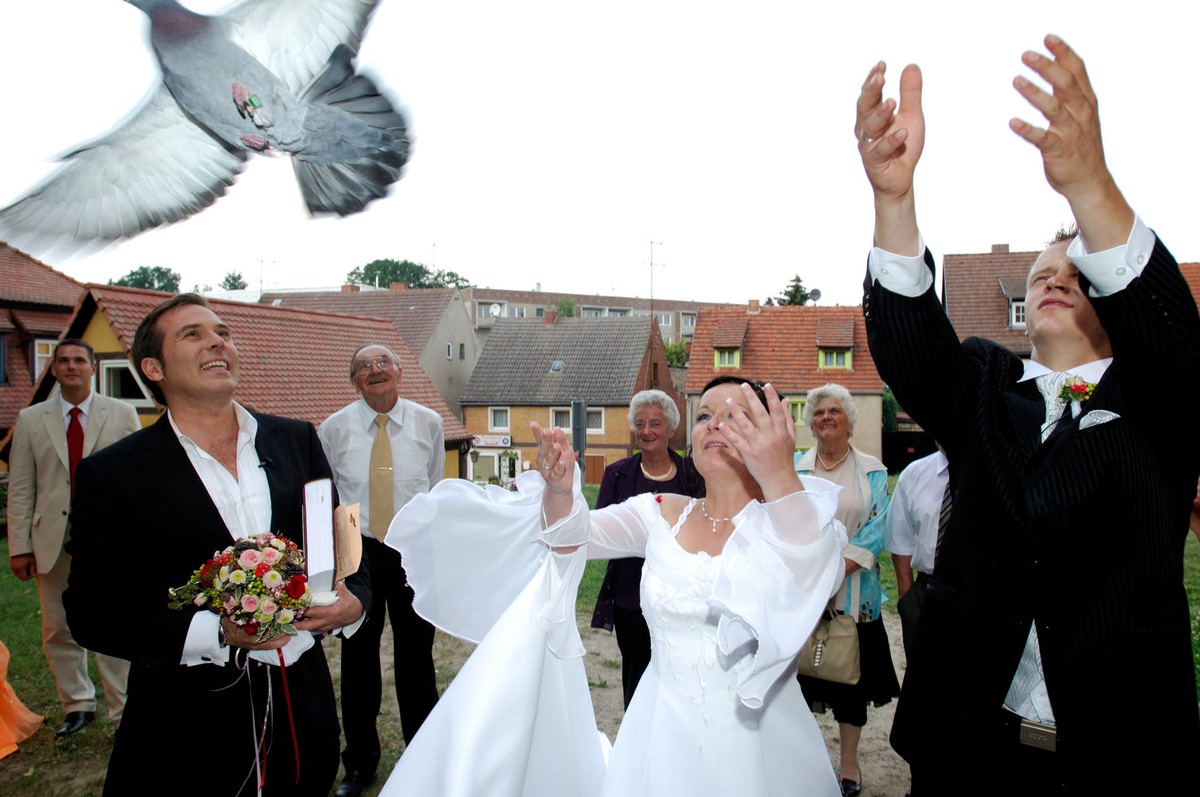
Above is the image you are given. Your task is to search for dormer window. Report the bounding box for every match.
[1010,299,1027,329]
[818,348,851,370]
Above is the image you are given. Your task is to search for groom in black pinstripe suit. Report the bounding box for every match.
[854,37,1200,794]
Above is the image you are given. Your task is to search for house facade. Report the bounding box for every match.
[3,286,473,478]
[942,243,1042,357]
[459,313,680,485]
[685,302,886,461]
[0,243,83,446]
[260,285,481,411]
[460,286,721,347]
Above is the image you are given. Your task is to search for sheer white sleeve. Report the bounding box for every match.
[709,477,848,709]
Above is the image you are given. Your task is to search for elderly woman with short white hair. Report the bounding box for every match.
[590,389,705,709]
[795,383,899,797]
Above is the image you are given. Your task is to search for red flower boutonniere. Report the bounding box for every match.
[1058,376,1096,404]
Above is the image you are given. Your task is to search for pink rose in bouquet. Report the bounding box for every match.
[168,533,311,642]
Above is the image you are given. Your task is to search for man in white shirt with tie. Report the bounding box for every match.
[319,344,444,797]
[857,35,1200,793]
[7,338,140,738]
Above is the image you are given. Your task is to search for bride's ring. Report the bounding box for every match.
[859,128,874,145]
[540,460,553,470]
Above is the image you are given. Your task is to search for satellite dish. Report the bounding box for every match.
[808,289,822,304]
[489,303,502,317]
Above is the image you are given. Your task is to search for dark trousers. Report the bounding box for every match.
[896,575,928,666]
[340,536,438,776]
[909,709,1063,795]
[613,605,652,709]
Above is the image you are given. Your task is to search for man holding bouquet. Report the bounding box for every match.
[64,294,371,797]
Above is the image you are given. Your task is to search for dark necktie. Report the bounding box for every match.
[67,406,83,499]
[932,478,952,570]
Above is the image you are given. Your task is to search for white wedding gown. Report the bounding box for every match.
[381,469,845,797]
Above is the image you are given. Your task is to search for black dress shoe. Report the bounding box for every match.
[334,770,377,797]
[55,711,95,738]
[840,778,862,797]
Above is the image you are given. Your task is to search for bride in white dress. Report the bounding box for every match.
[381,378,846,796]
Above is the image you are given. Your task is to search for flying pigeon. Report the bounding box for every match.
[0,0,409,253]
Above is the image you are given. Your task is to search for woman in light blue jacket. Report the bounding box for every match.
[795,384,900,797]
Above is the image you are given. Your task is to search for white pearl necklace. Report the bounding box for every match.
[700,500,733,534]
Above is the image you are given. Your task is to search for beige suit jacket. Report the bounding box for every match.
[7,392,142,572]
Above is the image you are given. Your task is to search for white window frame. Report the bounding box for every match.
[681,312,696,330]
[99,359,156,408]
[488,406,510,432]
[33,338,57,379]
[586,408,603,434]
[551,407,572,429]
[1010,300,1027,329]
[657,313,673,327]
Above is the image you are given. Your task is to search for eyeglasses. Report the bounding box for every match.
[354,356,396,374]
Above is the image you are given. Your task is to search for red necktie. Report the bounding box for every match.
[67,406,83,499]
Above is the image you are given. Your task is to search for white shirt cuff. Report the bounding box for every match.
[181,611,229,666]
[869,233,933,298]
[1067,215,1154,297]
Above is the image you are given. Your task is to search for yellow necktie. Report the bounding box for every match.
[369,414,393,539]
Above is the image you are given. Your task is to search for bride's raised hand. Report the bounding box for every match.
[530,422,575,496]
[717,383,803,501]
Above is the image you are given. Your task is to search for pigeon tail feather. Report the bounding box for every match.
[291,44,409,216]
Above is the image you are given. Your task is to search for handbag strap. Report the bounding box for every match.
[827,571,863,623]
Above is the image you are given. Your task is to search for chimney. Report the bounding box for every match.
[747,299,761,314]
[545,308,558,326]
[389,282,409,291]
[991,244,1010,254]
[341,285,361,293]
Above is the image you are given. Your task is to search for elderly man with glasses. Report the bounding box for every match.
[318,344,445,797]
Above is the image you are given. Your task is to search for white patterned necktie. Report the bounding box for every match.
[1034,372,1071,442]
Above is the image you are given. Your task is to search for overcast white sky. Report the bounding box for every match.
[1,1,1196,306]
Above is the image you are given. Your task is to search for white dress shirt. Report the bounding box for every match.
[173,404,271,666]
[884,449,948,576]
[59,391,94,432]
[319,397,445,539]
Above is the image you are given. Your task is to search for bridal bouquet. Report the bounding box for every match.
[168,533,311,642]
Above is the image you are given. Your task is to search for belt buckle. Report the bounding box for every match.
[1018,718,1057,752]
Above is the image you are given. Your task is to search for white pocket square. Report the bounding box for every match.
[1079,409,1120,430]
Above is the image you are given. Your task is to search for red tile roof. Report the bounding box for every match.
[943,247,1038,357]
[0,331,38,433]
[259,288,458,356]
[685,304,884,396]
[9,307,72,335]
[0,242,83,307]
[61,286,471,441]
[1180,263,1200,309]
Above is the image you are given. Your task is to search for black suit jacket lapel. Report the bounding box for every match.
[137,415,233,552]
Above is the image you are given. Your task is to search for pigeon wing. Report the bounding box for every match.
[0,86,248,252]
[225,0,381,96]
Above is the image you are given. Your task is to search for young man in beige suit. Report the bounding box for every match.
[7,338,141,737]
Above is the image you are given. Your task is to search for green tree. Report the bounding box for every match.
[219,271,248,291]
[431,268,470,289]
[774,275,811,306]
[555,298,576,318]
[882,386,901,434]
[663,339,688,367]
[346,259,472,289]
[110,265,181,292]
[347,259,430,288]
